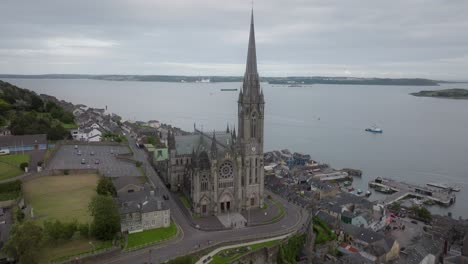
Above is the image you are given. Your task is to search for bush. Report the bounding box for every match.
[16,209,25,223]
[135,161,142,167]
[43,220,78,241]
[63,169,69,175]
[37,160,44,167]
[19,162,28,171]
[78,223,90,238]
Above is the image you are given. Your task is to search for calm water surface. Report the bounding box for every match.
[3,78,468,218]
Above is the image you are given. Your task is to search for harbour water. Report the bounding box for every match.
[3,78,468,218]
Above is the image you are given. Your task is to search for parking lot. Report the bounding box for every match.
[47,145,142,177]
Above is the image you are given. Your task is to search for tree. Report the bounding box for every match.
[44,220,77,241]
[19,162,28,171]
[89,195,120,240]
[96,177,117,197]
[2,221,43,264]
[15,209,25,223]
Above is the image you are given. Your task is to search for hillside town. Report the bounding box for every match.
[0,6,467,264]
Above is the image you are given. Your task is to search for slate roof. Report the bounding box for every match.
[339,253,374,264]
[341,223,385,245]
[316,210,338,225]
[174,130,233,157]
[112,177,143,192]
[364,237,396,257]
[0,134,47,148]
[118,190,168,214]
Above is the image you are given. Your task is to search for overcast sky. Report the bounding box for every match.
[1,0,467,80]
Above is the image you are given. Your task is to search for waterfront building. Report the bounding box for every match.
[167,10,265,216]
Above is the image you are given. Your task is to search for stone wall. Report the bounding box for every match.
[230,244,280,264]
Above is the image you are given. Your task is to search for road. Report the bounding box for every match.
[93,136,308,264]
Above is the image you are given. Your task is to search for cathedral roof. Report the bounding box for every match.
[174,130,234,159]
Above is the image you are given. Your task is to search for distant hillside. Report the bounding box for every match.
[0,74,439,86]
[0,80,74,140]
[410,89,468,99]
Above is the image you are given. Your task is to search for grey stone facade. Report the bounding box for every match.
[118,189,170,233]
[167,11,265,216]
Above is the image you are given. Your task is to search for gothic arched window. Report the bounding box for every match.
[201,175,208,192]
[251,111,257,138]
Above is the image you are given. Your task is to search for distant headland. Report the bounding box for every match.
[410,88,468,99]
[0,74,442,86]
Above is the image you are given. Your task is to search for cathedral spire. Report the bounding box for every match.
[245,9,257,76]
[211,131,217,158]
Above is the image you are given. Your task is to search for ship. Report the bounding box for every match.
[220,88,238,92]
[427,182,461,192]
[365,125,383,133]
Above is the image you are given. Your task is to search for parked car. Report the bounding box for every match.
[90,151,95,156]
[94,159,100,165]
[74,145,78,149]
[411,220,418,224]
[163,194,169,200]
[77,151,82,156]
[81,158,86,164]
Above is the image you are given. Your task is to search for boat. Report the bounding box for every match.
[427,182,461,192]
[220,88,238,92]
[365,125,383,133]
[374,186,394,194]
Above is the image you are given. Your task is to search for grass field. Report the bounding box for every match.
[40,239,112,264]
[211,239,281,264]
[23,174,100,224]
[126,222,177,250]
[0,154,30,180]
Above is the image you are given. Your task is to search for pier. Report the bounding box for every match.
[369,178,456,206]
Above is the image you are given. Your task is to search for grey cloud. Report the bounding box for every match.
[0,0,467,79]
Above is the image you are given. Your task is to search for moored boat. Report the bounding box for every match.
[365,125,383,133]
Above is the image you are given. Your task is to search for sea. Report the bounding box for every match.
[3,78,468,219]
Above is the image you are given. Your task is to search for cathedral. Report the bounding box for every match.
[166,10,265,216]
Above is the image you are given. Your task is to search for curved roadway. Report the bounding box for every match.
[94,137,307,264]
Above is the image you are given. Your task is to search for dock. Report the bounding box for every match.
[369,177,456,206]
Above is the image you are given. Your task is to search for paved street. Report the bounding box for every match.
[86,136,308,264]
[47,145,141,177]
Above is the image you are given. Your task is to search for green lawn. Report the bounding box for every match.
[40,239,112,264]
[262,197,285,224]
[0,154,30,180]
[126,222,177,250]
[313,217,336,244]
[211,239,281,264]
[61,122,78,129]
[179,193,191,209]
[23,174,100,224]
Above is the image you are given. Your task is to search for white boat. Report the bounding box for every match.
[427,182,461,192]
[365,125,383,133]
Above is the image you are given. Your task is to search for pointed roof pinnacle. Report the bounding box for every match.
[245,8,258,77]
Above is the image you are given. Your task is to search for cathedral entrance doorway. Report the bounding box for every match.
[219,192,233,213]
